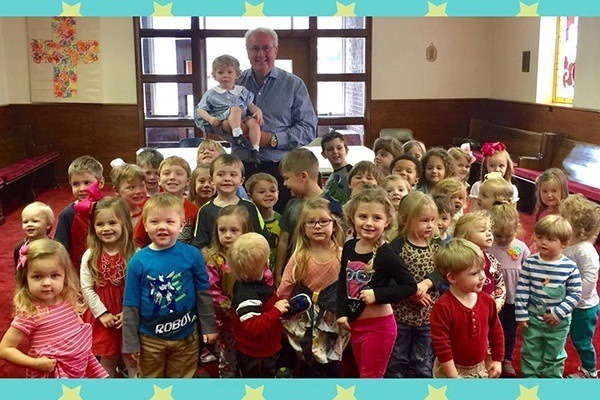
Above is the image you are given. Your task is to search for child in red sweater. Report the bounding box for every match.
[430,238,504,378]
[228,233,289,378]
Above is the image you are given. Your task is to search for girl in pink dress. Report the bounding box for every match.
[0,239,108,378]
[80,197,138,377]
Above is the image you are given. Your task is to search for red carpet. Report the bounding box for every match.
[0,187,598,377]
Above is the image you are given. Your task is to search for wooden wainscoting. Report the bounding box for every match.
[369,98,600,149]
[10,104,140,183]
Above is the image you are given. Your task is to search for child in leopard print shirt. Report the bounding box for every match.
[386,191,443,378]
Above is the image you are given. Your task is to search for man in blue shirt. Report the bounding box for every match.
[234,27,318,212]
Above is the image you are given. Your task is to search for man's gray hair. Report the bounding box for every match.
[245,27,279,48]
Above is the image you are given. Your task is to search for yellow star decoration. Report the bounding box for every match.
[57,385,83,400]
[332,385,357,400]
[150,385,174,400]
[334,2,356,17]
[517,2,540,16]
[242,385,265,400]
[515,385,541,400]
[152,2,174,17]
[425,2,448,17]
[423,385,448,400]
[60,2,82,17]
[243,2,265,17]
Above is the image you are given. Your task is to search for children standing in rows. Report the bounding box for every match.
[416,148,453,195]
[204,206,266,378]
[534,168,569,221]
[277,197,348,377]
[229,233,289,378]
[470,142,518,211]
[430,238,504,378]
[196,55,264,164]
[14,202,54,268]
[111,163,148,226]
[245,173,281,269]
[0,239,108,378]
[55,155,104,271]
[189,164,216,209]
[193,154,265,249]
[560,194,600,378]
[275,149,343,284]
[516,215,582,378]
[487,204,530,377]
[337,187,417,378]
[80,197,138,378]
[123,194,218,378]
[454,211,506,311]
[391,154,421,188]
[387,191,441,378]
[321,131,353,205]
[136,148,164,197]
[373,137,403,175]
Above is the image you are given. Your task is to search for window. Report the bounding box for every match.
[553,17,579,104]
[135,17,371,148]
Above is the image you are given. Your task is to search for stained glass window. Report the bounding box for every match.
[553,17,578,104]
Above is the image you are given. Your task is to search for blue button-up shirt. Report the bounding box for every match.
[229,67,317,163]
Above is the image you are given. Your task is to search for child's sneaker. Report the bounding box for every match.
[281,293,312,319]
[236,135,252,149]
[501,359,516,378]
[250,149,261,164]
[567,367,598,378]
[274,366,293,378]
[200,347,217,363]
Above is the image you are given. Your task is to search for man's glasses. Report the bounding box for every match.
[248,45,275,54]
[304,218,333,228]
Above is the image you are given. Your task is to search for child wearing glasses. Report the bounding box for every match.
[195,55,264,164]
[277,197,349,377]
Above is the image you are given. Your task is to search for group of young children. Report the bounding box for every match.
[1,109,600,380]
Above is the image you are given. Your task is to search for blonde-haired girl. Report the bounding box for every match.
[189,164,216,208]
[487,204,530,377]
[386,191,443,378]
[80,196,137,377]
[477,172,516,211]
[534,168,569,221]
[560,194,600,378]
[277,197,348,377]
[337,187,417,378]
[454,211,506,312]
[0,239,108,378]
[470,142,518,211]
[14,202,54,268]
[448,145,476,188]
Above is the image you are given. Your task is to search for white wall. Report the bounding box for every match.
[490,18,540,103]
[372,18,492,100]
[574,18,600,109]
[0,17,136,104]
[0,19,14,105]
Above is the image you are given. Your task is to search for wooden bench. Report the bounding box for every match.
[0,126,59,225]
[515,137,600,205]
[454,119,600,211]
[455,119,562,170]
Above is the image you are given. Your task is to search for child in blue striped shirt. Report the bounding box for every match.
[515,215,582,378]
